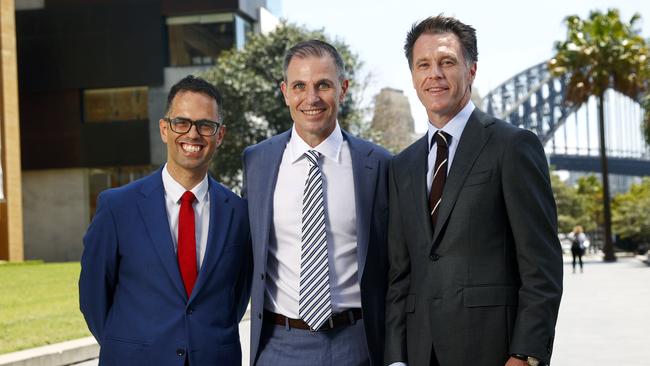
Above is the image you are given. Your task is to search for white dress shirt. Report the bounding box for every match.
[426,100,475,194]
[162,164,210,269]
[265,123,361,318]
[392,101,475,366]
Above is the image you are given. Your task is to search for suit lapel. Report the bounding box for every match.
[345,131,378,281]
[407,135,434,242]
[137,169,186,299]
[429,110,494,252]
[190,179,233,301]
[257,131,290,267]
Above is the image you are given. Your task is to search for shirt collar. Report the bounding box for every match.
[427,100,475,150]
[289,122,343,164]
[162,164,209,204]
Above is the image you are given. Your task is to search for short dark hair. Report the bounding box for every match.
[283,39,346,81]
[165,75,223,118]
[404,15,478,69]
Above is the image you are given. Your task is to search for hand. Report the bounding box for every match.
[504,356,527,366]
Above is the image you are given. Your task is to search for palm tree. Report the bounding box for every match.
[549,9,650,262]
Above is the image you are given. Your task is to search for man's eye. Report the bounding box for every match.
[417,63,429,69]
[173,119,190,126]
[294,83,305,90]
[318,83,330,90]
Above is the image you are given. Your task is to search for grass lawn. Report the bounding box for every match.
[0,261,91,354]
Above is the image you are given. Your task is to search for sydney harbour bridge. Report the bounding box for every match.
[482,61,650,191]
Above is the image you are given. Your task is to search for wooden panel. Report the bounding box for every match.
[1,0,24,261]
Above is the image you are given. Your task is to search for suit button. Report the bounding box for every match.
[429,254,440,261]
[186,308,194,315]
[260,273,265,280]
[258,313,262,319]
[176,349,185,357]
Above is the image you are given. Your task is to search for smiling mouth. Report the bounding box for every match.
[181,143,204,153]
[425,87,448,93]
[301,108,326,116]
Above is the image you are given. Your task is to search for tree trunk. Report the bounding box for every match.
[598,93,616,262]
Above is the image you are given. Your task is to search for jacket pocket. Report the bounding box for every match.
[463,285,518,307]
[405,293,416,313]
[464,169,492,187]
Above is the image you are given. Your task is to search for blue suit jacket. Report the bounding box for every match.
[242,129,391,366]
[79,168,251,366]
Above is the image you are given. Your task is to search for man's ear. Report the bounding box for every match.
[339,79,349,103]
[214,125,226,148]
[159,118,169,144]
[280,81,290,106]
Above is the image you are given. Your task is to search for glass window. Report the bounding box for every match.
[83,86,148,123]
[167,14,236,66]
[88,166,152,218]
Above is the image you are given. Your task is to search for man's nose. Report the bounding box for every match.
[427,64,444,79]
[186,123,201,138]
[306,87,321,103]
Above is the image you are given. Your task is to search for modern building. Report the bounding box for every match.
[13,0,279,261]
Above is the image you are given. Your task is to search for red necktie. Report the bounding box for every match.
[178,191,197,297]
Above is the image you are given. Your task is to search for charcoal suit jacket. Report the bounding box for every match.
[385,108,563,366]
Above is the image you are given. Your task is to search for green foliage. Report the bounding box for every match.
[612,178,650,244]
[549,9,650,104]
[575,174,603,231]
[201,23,366,189]
[0,262,90,354]
[551,172,599,233]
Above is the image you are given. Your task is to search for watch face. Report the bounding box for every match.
[527,357,540,366]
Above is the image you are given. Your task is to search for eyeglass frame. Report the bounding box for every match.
[163,116,224,136]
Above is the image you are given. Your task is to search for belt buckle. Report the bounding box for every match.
[311,316,334,332]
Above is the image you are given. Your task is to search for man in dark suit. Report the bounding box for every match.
[79,75,251,366]
[243,40,391,366]
[385,16,563,366]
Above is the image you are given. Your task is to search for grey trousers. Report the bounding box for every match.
[255,319,370,366]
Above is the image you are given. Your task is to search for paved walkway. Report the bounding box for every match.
[552,255,650,365]
[15,255,649,366]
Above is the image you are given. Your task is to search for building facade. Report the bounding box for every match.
[15,0,278,261]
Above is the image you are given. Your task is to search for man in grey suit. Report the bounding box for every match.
[385,16,563,366]
[243,40,391,366]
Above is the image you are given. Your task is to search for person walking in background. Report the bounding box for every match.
[79,76,251,366]
[570,225,587,273]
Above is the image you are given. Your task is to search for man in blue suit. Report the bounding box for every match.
[80,75,251,366]
[243,40,391,366]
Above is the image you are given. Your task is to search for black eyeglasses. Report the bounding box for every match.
[163,117,223,136]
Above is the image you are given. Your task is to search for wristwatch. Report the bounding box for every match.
[512,354,540,366]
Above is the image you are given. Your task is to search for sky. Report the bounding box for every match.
[280,0,650,133]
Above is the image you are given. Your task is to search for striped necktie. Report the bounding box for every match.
[299,150,332,330]
[429,131,451,228]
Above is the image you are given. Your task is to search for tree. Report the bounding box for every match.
[201,23,367,189]
[612,178,650,246]
[549,9,650,261]
[551,171,599,233]
[574,174,603,232]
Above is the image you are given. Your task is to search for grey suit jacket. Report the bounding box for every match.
[243,128,392,366]
[385,109,563,366]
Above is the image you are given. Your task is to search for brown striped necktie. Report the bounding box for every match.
[429,131,451,228]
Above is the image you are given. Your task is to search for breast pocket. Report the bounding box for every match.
[463,169,492,187]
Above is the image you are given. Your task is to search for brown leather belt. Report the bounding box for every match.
[264,309,362,331]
